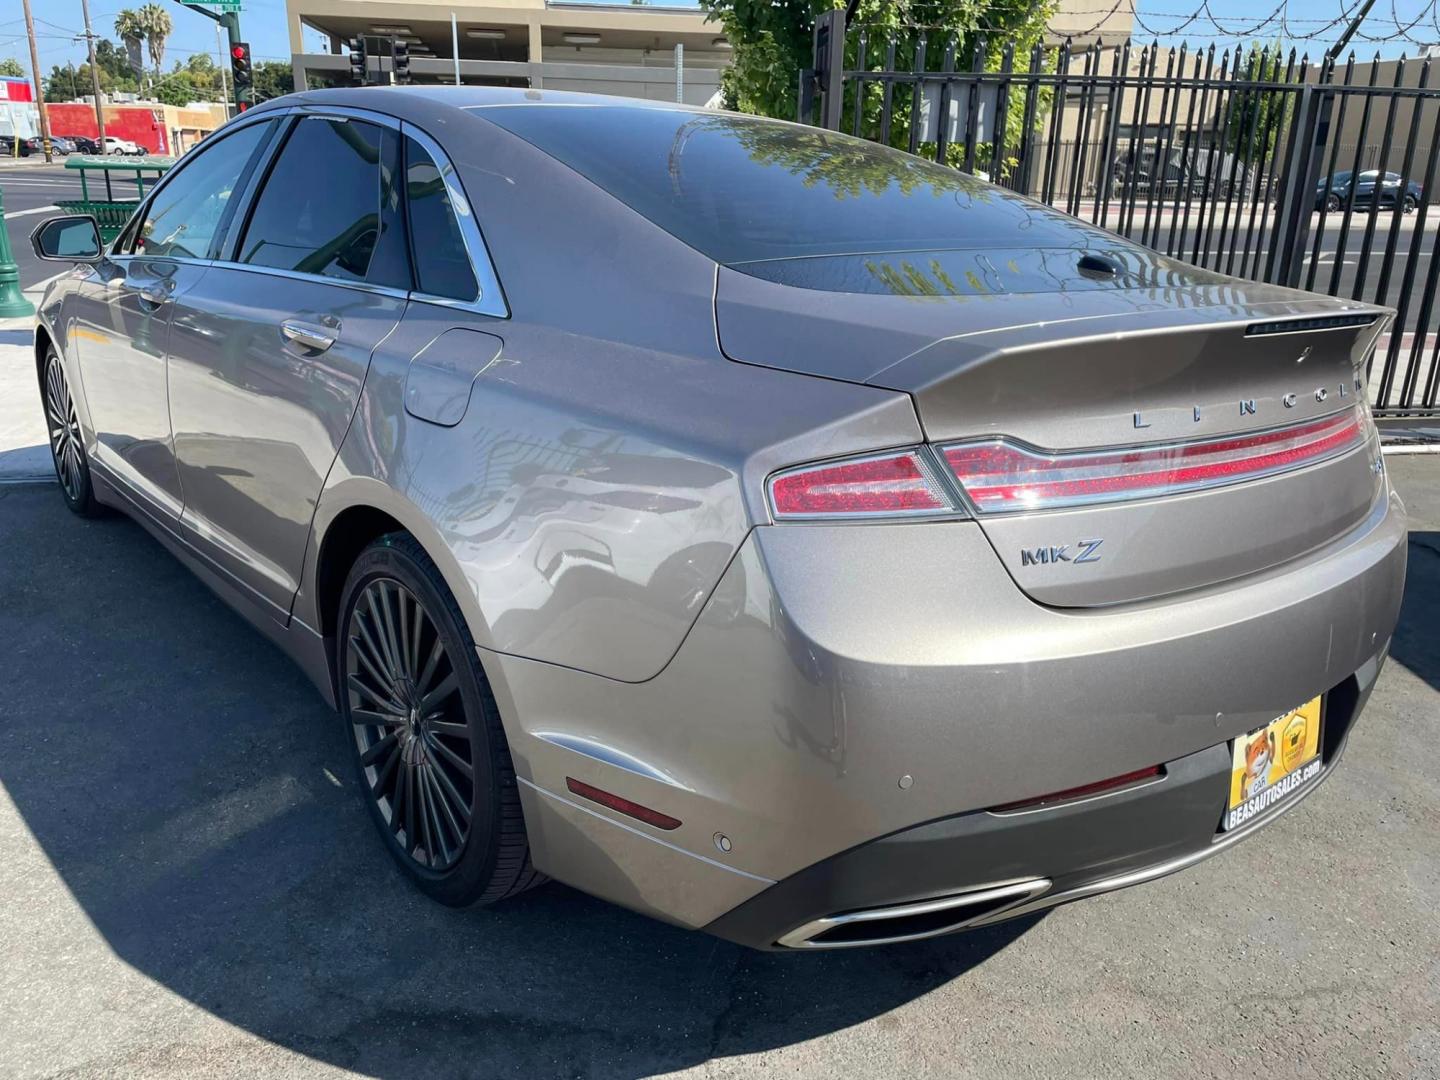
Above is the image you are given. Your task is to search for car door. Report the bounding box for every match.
[66,118,277,518]
[164,110,410,618]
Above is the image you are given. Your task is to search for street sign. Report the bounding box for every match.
[182,1,243,11]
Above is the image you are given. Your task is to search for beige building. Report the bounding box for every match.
[285,0,1137,105]
[285,0,730,104]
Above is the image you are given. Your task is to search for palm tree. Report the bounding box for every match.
[114,9,145,77]
[138,3,172,77]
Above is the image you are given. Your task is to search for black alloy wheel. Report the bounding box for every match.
[43,348,100,516]
[339,535,541,905]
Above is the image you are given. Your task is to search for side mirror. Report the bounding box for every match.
[31,215,104,263]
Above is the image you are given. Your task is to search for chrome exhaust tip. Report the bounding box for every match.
[775,877,1052,949]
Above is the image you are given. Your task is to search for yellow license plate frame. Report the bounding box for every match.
[1222,695,1323,831]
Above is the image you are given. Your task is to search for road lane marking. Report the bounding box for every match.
[4,204,58,219]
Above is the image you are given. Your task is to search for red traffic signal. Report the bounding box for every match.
[230,41,253,93]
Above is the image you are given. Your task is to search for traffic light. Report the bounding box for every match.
[349,37,368,85]
[230,42,252,94]
[391,38,410,85]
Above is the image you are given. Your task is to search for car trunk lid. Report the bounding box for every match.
[716,260,1390,607]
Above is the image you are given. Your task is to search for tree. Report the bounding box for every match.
[114,9,146,77]
[699,1,1057,120]
[138,3,172,76]
[0,58,25,78]
[252,60,297,102]
[1226,42,1293,160]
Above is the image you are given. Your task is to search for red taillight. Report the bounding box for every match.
[565,777,682,831]
[988,765,1163,813]
[768,450,955,520]
[943,405,1369,514]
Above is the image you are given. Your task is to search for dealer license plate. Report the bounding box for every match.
[1222,695,1322,831]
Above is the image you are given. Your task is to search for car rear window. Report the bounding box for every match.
[476,104,1085,265]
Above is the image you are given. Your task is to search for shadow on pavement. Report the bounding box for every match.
[0,486,1036,1078]
[1391,530,1440,693]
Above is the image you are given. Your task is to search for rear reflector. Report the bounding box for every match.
[768,450,956,520]
[565,777,682,831]
[989,765,1163,813]
[943,405,1368,514]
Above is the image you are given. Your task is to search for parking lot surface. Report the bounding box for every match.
[0,461,1437,1080]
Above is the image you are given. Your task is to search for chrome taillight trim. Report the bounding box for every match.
[940,405,1373,515]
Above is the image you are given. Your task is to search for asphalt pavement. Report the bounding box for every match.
[0,162,93,295]
[0,436,1436,1078]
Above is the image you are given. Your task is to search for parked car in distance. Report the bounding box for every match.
[23,136,71,156]
[0,134,31,156]
[30,88,1407,951]
[1113,145,1255,199]
[100,136,145,156]
[60,134,101,154]
[1316,169,1422,213]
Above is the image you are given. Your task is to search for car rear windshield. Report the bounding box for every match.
[475,104,1087,265]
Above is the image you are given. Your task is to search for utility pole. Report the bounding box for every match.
[215,21,232,116]
[20,0,52,162]
[79,0,107,147]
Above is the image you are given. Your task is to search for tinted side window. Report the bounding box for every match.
[405,137,477,301]
[239,117,404,285]
[128,120,273,258]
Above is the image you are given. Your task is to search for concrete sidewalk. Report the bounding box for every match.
[0,284,49,483]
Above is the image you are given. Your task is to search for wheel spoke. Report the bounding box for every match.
[349,631,395,700]
[364,588,402,682]
[372,740,401,794]
[390,763,409,836]
[419,671,458,716]
[428,719,469,739]
[398,589,414,681]
[415,762,435,861]
[428,753,472,826]
[421,767,452,865]
[416,635,445,694]
[426,764,464,853]
[359,730,397,767]
[425,730,473,779]
[404,761,418,853]
[346,673,405,715]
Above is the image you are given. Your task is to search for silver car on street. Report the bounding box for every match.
[30,88,1406,949]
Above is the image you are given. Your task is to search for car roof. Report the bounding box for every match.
[260,84,705,123]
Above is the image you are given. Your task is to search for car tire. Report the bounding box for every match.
[41,346,102,518]
[1404,194,1418,213]
[337,533,544,907]
[1325,193,1341,212]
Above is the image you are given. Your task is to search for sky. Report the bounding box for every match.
[0,0,1433,87]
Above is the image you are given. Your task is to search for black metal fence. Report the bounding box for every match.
[801,11,1440,418]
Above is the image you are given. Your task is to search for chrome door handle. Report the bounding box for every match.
[131,279,174,307]
[281,320,337,352]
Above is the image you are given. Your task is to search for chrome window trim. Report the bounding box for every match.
[401,121,510,319]
[202,259,412,303]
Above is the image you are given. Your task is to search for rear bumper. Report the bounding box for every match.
[705,656,1382,949]
[491,485,1407,940]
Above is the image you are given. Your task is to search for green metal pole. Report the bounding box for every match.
[0,186,36,317]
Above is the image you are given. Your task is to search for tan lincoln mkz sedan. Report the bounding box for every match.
[30,88,1406,949]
